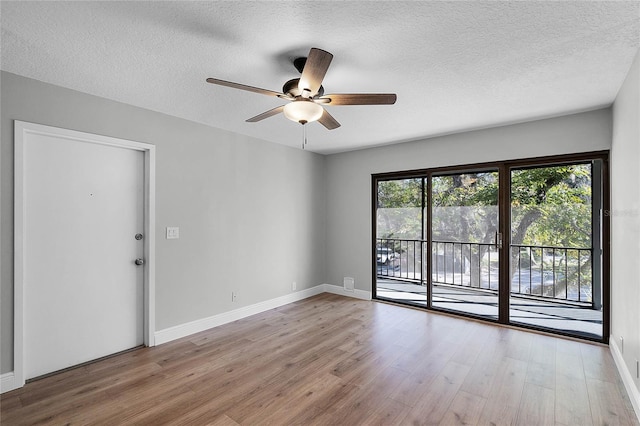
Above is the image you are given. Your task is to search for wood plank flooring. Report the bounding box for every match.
[1,293,638,425]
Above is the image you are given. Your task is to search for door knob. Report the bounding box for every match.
[135,258,145,266]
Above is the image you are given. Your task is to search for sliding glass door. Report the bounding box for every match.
[508,162,603,339]
[430,171,500,319]
[372,153,608,342]
[375,178,425,305]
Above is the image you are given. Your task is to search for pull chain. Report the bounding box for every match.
[302,123,307,150]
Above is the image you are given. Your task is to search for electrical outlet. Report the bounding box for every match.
[292,281,297,291]
[231,291,237,302]
[620,336,624,353]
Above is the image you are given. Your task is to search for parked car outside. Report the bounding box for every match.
[377,247,399,266]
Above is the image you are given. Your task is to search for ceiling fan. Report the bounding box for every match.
[206,48,397,130]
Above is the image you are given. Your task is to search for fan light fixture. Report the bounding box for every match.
[283,99,323,124]
[206,47,397,142]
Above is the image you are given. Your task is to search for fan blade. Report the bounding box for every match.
[206,78,285,98]
[246,105,285,122]
[298,48,333,96]
[318,109,341,130]
[318,93,397,105]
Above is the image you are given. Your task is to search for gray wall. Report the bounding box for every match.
[2,63,635,386]
[1,71,327,373]
[611,49,640,394]
[324,109,612,292]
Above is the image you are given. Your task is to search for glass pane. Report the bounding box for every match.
[375,178,425,305]
[509,163,602,338]
[431,172,499,319]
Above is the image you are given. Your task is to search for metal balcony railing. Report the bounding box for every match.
[510,244,593,304]
[376,238,594,306]
[376,238,423,282]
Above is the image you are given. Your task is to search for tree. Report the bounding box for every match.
[509,165,592,300]
[377,164,593,299]
[377,178,422,240]
[431,172,498,287]
[510,165,591,248]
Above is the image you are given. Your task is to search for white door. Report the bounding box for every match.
[22,129,145,380]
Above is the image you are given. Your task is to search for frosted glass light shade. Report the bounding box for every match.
[283,100,323,124]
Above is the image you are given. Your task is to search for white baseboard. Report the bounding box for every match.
[155,284,371,345]
[610,338,640,422]
[8,284,637,422]
[154,284,326,345]
[2,283,372,393]
[1,372,18,394]
[323,283,372,300]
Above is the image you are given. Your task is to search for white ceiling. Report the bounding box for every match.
[1,1,639,154]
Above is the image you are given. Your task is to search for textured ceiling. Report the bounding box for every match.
[1,1,639,154]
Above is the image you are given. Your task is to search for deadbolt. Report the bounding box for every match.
[135,233,143,240]
[135,258,145,266]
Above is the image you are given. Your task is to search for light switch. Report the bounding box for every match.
[166,227,179,239]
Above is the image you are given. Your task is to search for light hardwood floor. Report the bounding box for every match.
[1,293,638,425]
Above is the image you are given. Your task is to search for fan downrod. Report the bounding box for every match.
[293,57,307,74]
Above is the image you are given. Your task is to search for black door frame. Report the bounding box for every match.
[371,151,610,344]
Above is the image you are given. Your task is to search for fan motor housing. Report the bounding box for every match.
[283,78,324,98]
[282,79,301,97]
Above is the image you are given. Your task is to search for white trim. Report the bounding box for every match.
[144,144,157,347]
[13,120,156,388]
[13,125,25,388]
[4,279,368,392]
[610,338,640,422]
[323,283,372,300]
[0,372,17,394]
[5,272,640,421]
[155,285,326,345]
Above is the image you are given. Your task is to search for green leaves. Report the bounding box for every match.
[432,172,498,243]
[377,163,592,249]
[377,179,423,239]
[377,179,422,208]
[511,164,591,248]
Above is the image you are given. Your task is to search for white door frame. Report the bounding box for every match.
[12,120,156,390]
